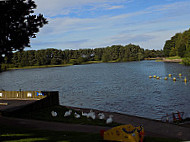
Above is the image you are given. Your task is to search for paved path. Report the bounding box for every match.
[1,106,190,140]
[0,115,110,133]
[68,106,190,140]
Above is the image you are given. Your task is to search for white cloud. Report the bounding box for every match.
[40,17,100,36]
[107,5,124,10]
[147,1,190,12]
[34,0,128,17]
[31,0,190,50]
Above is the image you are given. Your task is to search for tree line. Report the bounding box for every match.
[1,44,164,71]
[163,28,190,64]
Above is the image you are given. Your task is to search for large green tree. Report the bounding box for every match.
[163,28,190,58]
[0,0,48,70]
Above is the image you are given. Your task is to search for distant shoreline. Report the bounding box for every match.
[145,57,183,63]
[2,58,184,72]
[144,57,163,60]
[8,64,72,70]
[6,61,103,71]
[162,58,182,63]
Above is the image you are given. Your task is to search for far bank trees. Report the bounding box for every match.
[163,28,190,65]
[2,44,145,69]
[163,28,190,58]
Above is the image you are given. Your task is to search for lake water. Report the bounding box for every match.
[0,60,190,120]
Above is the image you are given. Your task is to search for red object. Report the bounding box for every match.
[100,130,105,138]
[172,113,176,121]
[177,112,182,121]
[139,131,145,142]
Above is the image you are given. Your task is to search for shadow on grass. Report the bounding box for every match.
[0,125,181,142]
[0,125,102,142]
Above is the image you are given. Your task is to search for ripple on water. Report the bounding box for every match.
[1,61,190,120]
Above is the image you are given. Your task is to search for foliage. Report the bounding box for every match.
[182,57,190,65]
[0,0,48,71]
[166,56,182,60]
[163,28,190,64]
[144,49,164,58]
[163,40,173,57]
[0,63,14,71]
[0,44,165,71]
[1,44,163,71]
[169,47,177,56]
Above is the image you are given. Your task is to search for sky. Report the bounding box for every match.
[30,0,190,50]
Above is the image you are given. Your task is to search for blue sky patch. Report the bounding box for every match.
[31,0,190,50]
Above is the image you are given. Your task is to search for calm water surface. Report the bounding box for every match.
[0,60,190,120]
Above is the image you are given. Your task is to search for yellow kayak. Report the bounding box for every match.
[101,124,144,142]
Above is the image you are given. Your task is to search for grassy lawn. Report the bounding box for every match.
[165,56,182,60]
[8,105,119,127]
[8,64,72,70]
[82,61,103,64]
[0,125,181,142]
[0,125,101,142]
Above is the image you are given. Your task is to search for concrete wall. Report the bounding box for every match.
[1,91,59,116]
